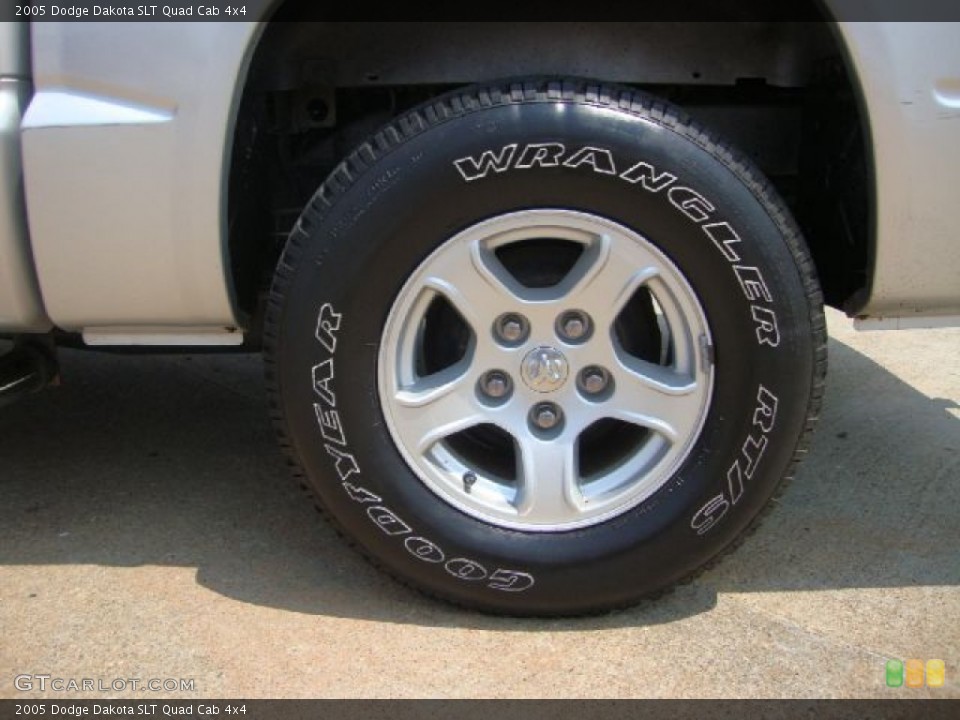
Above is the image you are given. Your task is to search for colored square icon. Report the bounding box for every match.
[886,659,904,687]
[926,660,945,688]
[905,659,925,688]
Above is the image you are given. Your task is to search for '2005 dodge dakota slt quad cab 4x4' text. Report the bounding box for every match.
[1,7,958,614]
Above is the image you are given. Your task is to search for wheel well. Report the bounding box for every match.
[227,17,872,334]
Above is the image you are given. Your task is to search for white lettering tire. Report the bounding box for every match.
[265,79,826,615]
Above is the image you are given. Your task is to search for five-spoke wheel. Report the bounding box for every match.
[379,210,714,531]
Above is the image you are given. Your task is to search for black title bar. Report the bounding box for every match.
[4,1,960,22]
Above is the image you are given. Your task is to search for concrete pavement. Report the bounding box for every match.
[1,308,957,698]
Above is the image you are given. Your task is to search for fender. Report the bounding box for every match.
[829,19,960,325]
[16,11,960,344]
[20,17,272,344]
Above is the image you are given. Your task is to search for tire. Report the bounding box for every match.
[265,79,826,615]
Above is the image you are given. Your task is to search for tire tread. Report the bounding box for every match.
[263,78,828,616]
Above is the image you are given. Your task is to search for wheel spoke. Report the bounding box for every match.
[561,234,661,317]
[514,435,582,524]
[378,209,713,531]
[609,354,700,442]
[392,363,483,452]
[421,239,522,330]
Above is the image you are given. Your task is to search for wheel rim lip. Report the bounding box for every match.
[377,209,714,532]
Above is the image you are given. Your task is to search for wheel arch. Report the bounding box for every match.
[227,12,875,333]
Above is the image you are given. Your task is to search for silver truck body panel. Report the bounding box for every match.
[0,22,49,332]
[6,20,960,342]
[19,21,260,338]
[837,22,960,322]
[854,314,960,331]
[0,20,30,76]
[81,326,243,346]
[23,89,174,127]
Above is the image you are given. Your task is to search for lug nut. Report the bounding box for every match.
[580,366,610,396]
[495,314,528,344]
[480,371,511,399]
[502,320,523,341]
[557,310,591,342]
[531,403,561,431]
[563,317,585,339]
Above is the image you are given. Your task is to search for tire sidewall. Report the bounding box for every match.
[276,94,815,612]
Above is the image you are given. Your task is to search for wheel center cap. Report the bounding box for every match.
[521,346,569,393]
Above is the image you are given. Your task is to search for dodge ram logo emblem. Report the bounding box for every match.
[521,346,569,393]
